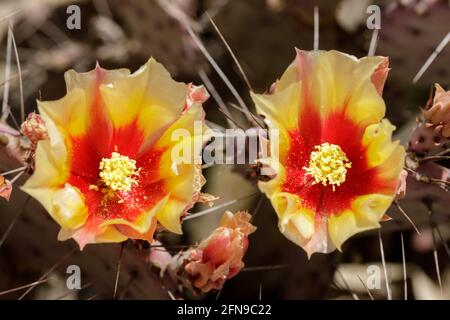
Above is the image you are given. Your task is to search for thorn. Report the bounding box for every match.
[259,283,262,300]
[413,31,450,83]
[215,286,223,300]
[198,68,237,129]
[0,279,49,296]
[86,293,100,300]
[182,19,255,125]
[218,105,245,130]
[18,247,77,300]
[0,196,30,249]
[368,29,379,57]
[401,232,407,300]
[394,201,421,235]
[9,170,25,184]
[9,26,25,123]
[184,193,258,221]
[336,268,359,300]
[434,224,450,258]
[228,102,265,128]
[0,72,29,88]
[207,13,253,92]
[357,275,375,300]
[113,242,125,299]
[424,199,443,297]
[1,24,13,122]
[54,282,92,300]
[0,166,27,176]
[250,195,264,223]
[313,6,319,51]
[167,290,176,300]
[242,264,289,272]
[0,10,23,24]
[378,230,392,300]
[118,275,136,300]
[40,21,71,45]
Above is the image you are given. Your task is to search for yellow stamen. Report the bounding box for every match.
[99,152,140,192]
[304,143,351,191]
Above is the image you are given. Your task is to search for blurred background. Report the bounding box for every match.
[0,0,449,299]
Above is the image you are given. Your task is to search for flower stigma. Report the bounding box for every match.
[98,152,140,193]
[304,143,352,191]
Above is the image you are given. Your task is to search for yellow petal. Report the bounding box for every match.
[281,50,387,125]
[272,192,314,241]
[43,66,129,137]
[351,194,394,225]
[328,193,392,251]
[155,198,190,234]
[288,209,315,239]
[51,184,88,229]
[95,226,129,243]
[274,59,301,93]
[272,192,334,256]
[64,66,130,98]
[376,145,405,184]
[38,89,89,137]
[251,82,302,132]
[21,115,70,221]
[363,119,403,167]
[154,103,205,149]
[100,58,189,144]
[312,51,386,124]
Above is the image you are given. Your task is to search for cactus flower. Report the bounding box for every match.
[252,49,405,257]
[22,58,210,249]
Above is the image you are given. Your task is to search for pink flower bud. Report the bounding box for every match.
[184,211,256,292]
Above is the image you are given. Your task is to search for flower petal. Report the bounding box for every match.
[328,194,393,250]
[100,58,189,146]
[251,82,302,132]
[362,119,399,166]
[272,192,335,256]
[21,116,70,222]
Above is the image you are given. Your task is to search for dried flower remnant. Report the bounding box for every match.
[150,211,256,293]
[424,83,450,138]
[395,169,408,200]
[20,112,49,147]
[22,58,210,249]
[252,49,405,257]
[0,176,12,201]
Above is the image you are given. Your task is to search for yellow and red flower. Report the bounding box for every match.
[252,49,405,257]
[22,58,210,249]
